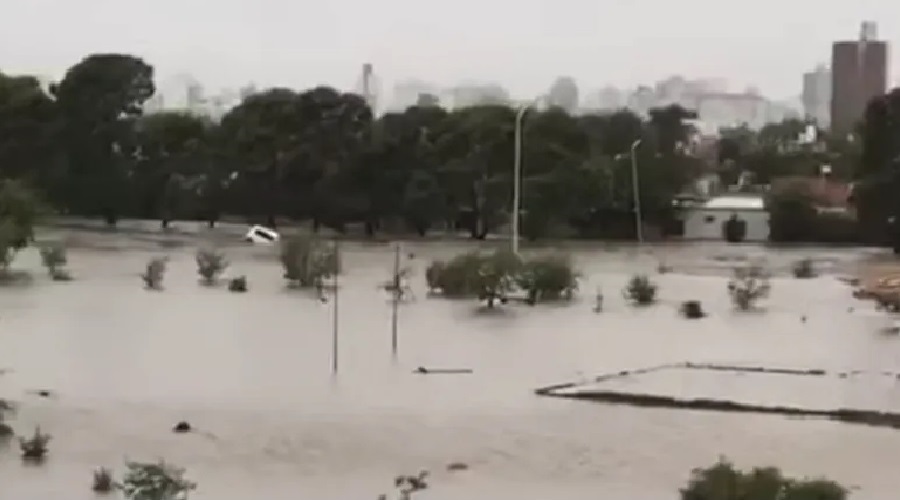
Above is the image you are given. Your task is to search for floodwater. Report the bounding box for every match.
[1,229,900,499]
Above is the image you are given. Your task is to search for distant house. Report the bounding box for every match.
[680,194,769,242]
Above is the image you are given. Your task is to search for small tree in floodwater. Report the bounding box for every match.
[120,460,196,500]
[0,180,44,280]
[92,467,115,493]
[426,250,520,307]
[19,426,50,462]
[680,456,847,500]
[280,234,339,290]
[39,241,72,281]
[515,253,580,305]
[728,263,771,310]
[142,257,168,290]
[623,275,658,305]
[791,257,817,279]
[195,247,228,285]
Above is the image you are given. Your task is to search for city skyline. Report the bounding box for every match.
[1,0,899,101]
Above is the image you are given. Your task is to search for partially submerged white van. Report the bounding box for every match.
[244,225,280,244]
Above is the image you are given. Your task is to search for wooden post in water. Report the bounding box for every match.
[390,242,401,358]
[331,239,340,375]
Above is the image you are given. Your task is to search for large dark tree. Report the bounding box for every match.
[51,54,155,224]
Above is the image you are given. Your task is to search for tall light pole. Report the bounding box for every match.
[630,139,644,245]
[512,98,546,255]
[511,104,529,255]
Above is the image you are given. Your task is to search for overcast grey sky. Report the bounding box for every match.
[1,0,897,99]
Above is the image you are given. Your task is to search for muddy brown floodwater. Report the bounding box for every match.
[0,232,899,499]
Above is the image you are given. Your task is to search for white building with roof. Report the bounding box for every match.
[681,194,769,242]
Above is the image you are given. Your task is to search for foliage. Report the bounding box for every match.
[727,263,771,310]
[680,457,847,500]
[120,460,196,500]
[93,467,115,493]
[0,55,889,245]
[142,257,168,290]
[791,258,817,279]
[622,275,658,305]
[680,300,705,319]
[195,247,227,284]
[280,234,340,289]
[39,241,72,280]
[19,426,51,461]
[425,250,521,307]
[228,276,248,292]
[515,253,580,303]
[0,180,43,271]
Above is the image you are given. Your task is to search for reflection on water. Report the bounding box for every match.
[0,237,898,499]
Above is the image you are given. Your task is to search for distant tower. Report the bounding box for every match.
[830,21,888,135]
[355,63,381,113]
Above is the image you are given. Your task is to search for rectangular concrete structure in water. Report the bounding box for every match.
[537,363,900,428]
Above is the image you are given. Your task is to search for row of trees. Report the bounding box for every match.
[0,53,703,240]
[1,52,898,244]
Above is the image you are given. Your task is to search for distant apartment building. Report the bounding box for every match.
[695,92,769,131]
[830,21,888,136]
[802,64,831,128]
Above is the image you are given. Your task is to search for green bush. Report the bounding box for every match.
[791,258,816,279]
[195,247,228,284]
[425,250,521,307]
[92,467,115,493]
[280,234,340,289]
[680,457,847,500]
[120,460,196,500]
[19,426,50,461]
[728,264,771,310]
[516,254,580,303]
[228,276,248,292]
[622,275,657,305]
[142,257,168,290]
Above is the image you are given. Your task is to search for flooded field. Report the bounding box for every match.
[1,228,899,499]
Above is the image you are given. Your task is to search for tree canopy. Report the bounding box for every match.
[0,51,895,245]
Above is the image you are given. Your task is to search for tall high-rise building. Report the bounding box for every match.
[830,21,888,135]
[802,64,831,128]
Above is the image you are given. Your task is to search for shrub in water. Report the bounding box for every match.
[19,426,50,461]
[92,467,115,493]
[680,300,706,319]
[39,242,72,280]
[195,247,228,285]
[142,257,168,290]
[516,253,580,304]
[680,456,847,500]
[280,234,339,289]
[623,275,658,305]
[120,460,196,500]
[728,264,771,310]
[425,250,520,307]
[0,408,12,437]
[228,276,248,292]
[791,258,817,279]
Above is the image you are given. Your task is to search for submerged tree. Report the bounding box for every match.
[728,263,771,310]
[0,180,43,275]
[280,234,340,290]
[426,250,521,307]
[623,275,658,305]
[515,253,580,304]
[142,257,168,290]
[120,460,196,500]
[19,426,51,461]
[680,456,847,500]
[195,247,227,285]
[39,241,72,281]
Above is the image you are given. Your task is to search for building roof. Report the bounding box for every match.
[701,195,766,211]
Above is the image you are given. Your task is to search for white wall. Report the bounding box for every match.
[683,209,770,242]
